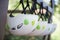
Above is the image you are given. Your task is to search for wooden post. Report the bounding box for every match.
[0,0,9,40]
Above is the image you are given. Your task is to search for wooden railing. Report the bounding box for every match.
[0,0,9,40]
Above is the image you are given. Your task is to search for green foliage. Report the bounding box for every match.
[4,34,43,40]
[5,24,10,31]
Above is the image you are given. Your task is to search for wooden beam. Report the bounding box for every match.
[7,9,52,14]
[0,0,9,40]
[8,10,30,13]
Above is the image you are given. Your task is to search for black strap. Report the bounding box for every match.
[50,0,55,8]
[38,2,43,21]
[45,6,48,21]
[47,7,52,23]
[21,0,25,13]
[22,0,32,14]
[40,2,44,21]
[9,0,24,17]
[9,1,20,17]
[31,0,37,14]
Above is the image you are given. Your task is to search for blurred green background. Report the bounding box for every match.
[4,0,60,40]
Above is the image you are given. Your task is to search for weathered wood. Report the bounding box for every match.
[7,9,52,14]
[0,0,9,40]
[8,10,30,13]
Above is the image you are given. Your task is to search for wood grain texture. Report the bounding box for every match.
[0,0,9,40]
